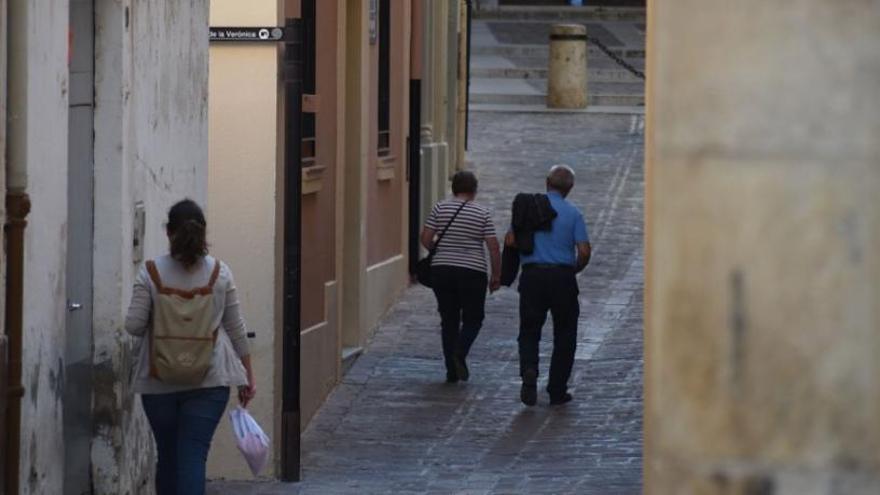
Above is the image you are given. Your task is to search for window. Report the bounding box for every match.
[377,0,391,156]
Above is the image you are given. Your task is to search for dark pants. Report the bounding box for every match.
[141,386,230,495]
[431,265,488,374]
[518,265,580,398]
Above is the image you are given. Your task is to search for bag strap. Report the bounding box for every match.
[207,260,222,289]
[145,260,163,290]
[431,200,469,254]
[145,259,222,295]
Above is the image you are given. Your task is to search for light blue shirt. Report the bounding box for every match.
[520,191,590,266]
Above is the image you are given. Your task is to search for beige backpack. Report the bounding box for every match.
[145,260,221,385]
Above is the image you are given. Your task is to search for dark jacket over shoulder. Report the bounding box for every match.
[511,193,556,254]
[501,193,557,286]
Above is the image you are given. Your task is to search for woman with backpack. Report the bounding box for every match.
[125,199,256,494]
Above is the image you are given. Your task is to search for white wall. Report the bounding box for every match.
[13,1,70,493]
[92,0,211,492]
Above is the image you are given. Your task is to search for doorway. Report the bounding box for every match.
[64,0,95,493]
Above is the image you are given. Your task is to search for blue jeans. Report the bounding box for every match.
[141,387,230,495]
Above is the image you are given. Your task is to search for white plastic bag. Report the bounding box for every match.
[229,406,270,476]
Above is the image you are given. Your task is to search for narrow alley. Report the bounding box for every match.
[210,111,645,494]
[5,0,879,493]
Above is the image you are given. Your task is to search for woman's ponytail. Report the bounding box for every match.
[167,199,208,268]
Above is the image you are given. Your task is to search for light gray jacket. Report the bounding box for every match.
[125,254,250,394]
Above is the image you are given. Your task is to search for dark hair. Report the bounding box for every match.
[451,170,478,195]
[167,199,208,268]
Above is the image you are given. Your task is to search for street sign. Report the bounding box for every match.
[209,27,291,42]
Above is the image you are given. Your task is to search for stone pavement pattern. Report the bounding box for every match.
[209,112,644,494]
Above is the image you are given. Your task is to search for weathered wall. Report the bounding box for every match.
[92,0,210,492]
[13,1,69,493]
[645,1,880,494]
[206,0,279,479]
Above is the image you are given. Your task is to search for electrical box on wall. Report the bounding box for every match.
[133,202,146,264]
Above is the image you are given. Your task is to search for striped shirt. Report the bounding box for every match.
[425,198,497,273]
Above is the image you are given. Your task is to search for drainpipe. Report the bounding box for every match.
[4,0,31,493]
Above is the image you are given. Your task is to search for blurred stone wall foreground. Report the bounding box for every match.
[644,1,880,494]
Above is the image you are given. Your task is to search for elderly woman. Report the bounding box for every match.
[421,171,502,383]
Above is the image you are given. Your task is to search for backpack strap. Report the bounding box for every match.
[146,259,222,296]
[145,260,164,290]
[207,260,222,289]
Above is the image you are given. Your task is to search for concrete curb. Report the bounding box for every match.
[471,93,645,107]
[473,44,646,59]
[474,6,646,22]
[471,66,644,83]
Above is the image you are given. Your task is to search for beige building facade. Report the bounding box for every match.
[645,1,880,494]
[207,0,469,480]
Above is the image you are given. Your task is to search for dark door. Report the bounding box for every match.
[64,0,95,493]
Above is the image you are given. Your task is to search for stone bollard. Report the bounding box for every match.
[547,24,588,109]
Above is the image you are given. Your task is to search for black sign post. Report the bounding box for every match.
[280,18,303,483]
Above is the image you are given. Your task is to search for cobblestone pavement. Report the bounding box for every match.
[209,112,644,494]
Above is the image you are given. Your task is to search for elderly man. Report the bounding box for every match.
[513,165,591,406]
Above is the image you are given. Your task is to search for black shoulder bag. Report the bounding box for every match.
[416,201,469,288]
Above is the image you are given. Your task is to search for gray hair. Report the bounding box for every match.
[546,164,575,194]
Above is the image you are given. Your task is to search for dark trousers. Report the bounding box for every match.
[431,265,488,373]
[518,265,580,398]
[141,386,230,495]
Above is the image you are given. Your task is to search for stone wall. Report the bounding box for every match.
[645,1,880,494]
[92,0,210,492]
[13,1,69,493]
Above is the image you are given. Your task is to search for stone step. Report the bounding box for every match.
[468,103,645,115]
[469,92,645,107]
[471,66,642,83]
[472,43,646,59]
[474,6,646,22]
[472,53,645,71]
